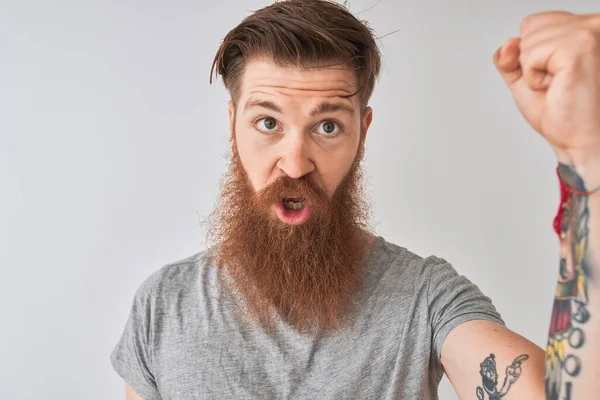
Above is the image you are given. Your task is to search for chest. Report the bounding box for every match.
[152,304,432,400]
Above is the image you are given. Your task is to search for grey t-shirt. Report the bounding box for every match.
[110,236,504,400]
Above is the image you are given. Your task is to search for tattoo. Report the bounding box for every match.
[546,163,594,400]
[476,353,529,399]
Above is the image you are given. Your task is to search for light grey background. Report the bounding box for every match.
[1,0,596,399]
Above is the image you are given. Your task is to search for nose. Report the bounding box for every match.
[276,134,315,179]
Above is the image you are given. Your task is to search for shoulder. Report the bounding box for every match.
[372,236,452,277]
[132,247,217,307]
[365,236,460,302]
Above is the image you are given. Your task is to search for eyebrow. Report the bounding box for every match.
[309,101,355,116]
[243,98,355,116]
[244,99,283,113]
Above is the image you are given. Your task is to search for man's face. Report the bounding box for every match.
[210,58,374,335]
[229,59,373,225]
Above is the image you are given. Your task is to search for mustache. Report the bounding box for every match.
[254,174,330,213]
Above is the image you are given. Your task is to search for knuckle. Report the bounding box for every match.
[520,15,537,34]
[520,11,574,36]
[573,28,599,51]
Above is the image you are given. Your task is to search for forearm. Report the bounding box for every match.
[546,160,600,399]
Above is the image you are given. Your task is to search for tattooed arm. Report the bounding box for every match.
[491,10,600,399]
[441,164,600,400]
[546,162,600,399]
[440,320,545,399]
[439,165,599,400]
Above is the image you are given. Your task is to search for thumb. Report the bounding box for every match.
[493,37,523,87]
[493,37,545,129]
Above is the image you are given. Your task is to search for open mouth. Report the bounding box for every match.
[282,197,306,211]
[273,197,311,225]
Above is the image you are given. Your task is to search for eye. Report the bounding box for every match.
[316,120,340,136]
[255,117,279,133]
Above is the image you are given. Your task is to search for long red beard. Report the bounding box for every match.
[206,148,373,335]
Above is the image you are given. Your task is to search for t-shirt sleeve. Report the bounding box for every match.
[110,277,162,400]
[427,257,505,364]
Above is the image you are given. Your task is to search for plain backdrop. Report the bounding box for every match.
[1,0,598,398]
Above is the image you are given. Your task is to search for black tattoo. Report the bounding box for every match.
[476,353,529,399]
[560,258,569,279]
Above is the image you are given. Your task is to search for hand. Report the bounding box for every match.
[494,12,600,168]
[506,354,528,384]
[506,363,523,384]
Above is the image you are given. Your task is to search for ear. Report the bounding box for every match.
[357,106,373,160]
[362,106,373,139]
[228,100,235,139]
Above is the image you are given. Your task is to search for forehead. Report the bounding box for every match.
[238,58,359,108]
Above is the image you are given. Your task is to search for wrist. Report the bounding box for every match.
[555,148,600,192]
[567,158,600,192]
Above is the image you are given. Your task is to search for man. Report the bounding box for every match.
[110,1,600,399]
